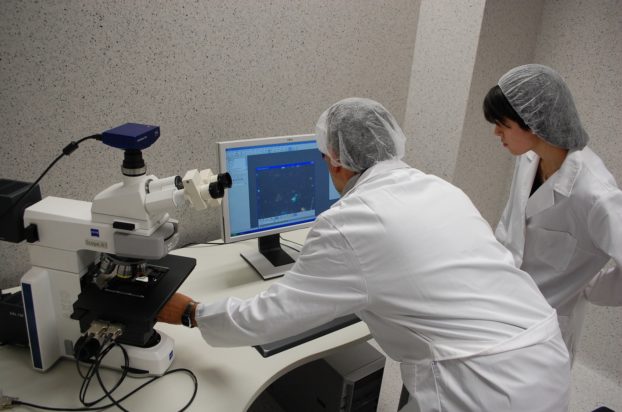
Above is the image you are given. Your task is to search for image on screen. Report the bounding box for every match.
[218,134,341,279]
[255,161,315,226]
[220,135,340,243]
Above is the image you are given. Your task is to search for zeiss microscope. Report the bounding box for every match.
[7,123,231,375]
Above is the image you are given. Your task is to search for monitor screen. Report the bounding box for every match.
[218,134,340,279]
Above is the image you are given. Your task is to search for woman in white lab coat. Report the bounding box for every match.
[160,98,570,411]
[483,64,622,361]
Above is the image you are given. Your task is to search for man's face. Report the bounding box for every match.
[493,118,539,156]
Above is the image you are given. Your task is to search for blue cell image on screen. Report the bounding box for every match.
[255,161,316,226]
[220,137,339,241]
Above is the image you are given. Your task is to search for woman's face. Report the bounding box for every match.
[493,119,540,155]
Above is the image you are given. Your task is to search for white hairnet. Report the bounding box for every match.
[315,97,406,172]
[498,64,589,150]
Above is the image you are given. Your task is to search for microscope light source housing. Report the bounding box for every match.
[0,179,42,243]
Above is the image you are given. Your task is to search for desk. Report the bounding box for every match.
[0,230,371,411]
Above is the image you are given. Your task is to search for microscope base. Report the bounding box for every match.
[21,254,195,374]
[92,330,175,376]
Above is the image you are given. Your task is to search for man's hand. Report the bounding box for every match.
[157,292,195,325]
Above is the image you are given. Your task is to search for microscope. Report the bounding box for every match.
[2,123,231,375]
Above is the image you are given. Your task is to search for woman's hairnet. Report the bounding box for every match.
[315,97,406,172]
[498,64,589,149]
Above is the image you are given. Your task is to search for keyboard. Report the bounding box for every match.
[254,314,361,357]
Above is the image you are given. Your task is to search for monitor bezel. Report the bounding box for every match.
[218,133,323,244]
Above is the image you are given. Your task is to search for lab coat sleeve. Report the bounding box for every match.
[584,190,622,306]
[494,157,525,268]
[494,160,518,246]
[195,215,369,347]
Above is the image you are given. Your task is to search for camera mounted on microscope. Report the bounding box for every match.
[101,123,232,197]
[102,123,161,177]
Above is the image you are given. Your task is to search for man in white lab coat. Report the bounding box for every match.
[483,64,622,361]
[159,97,570,411]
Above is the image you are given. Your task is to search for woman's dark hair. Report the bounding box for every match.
[483,85,529,130]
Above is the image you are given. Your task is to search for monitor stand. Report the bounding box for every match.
[240,234,300,280]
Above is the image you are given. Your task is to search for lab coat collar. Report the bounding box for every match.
[341,159,410,197]
[520,152,542,219]
[524,149,583,219]
[526,149,582,197]
[341,173,362,195]
[553,149,583,197]
[525,178,555,219]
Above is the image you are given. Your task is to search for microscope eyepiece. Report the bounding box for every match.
[207,172,232,199]
[174,175,184,190]
[217,172,232,189]
[208,181,225,199]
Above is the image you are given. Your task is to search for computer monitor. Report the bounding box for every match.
[218,134,340,280]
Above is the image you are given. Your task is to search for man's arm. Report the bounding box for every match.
[157,215,368,347]
[157,292,197,326]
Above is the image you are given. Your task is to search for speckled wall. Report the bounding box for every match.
[402,0,487,182]
[453,0,544,224]
[0,0,420,288]
[401,0,544,225]
[534,1,622,410]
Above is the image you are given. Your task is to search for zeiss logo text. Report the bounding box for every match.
[90,228,99,237]
[85,239,108,249]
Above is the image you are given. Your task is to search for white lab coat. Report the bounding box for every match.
[496,147,622,359]
[197,159,570,411]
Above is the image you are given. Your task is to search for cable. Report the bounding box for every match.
[110,368,198,412]
[0,133,102,219]
[77,342,128,408]
[93,343,130,412]
[9,400,100,411]
[12,340,198,411]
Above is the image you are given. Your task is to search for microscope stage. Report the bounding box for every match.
[71,254,196,347]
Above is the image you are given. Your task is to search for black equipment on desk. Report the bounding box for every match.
[0,289,29,347]
[266,341,385,412]
[0,179,42,243]
[254,314,361,357]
